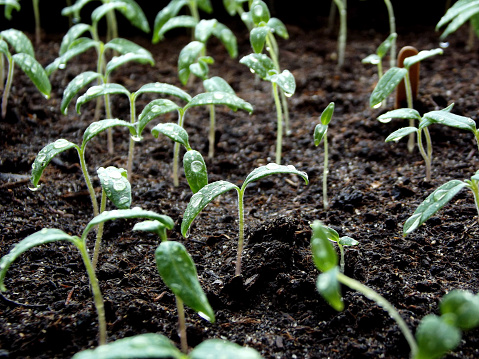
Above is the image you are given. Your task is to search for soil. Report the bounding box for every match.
[1,22,479,359]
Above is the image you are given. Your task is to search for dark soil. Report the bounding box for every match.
[1,23,479,359]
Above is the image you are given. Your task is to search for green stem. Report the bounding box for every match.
[176,296,188,353]
[92,190,107,270]
[337,272,418,357]
[32,0,41,45]
[1,53,14,119]
[333,0,347,67]
[0,53,4,90]
[404,71,415,153]
[323,134,329,210]
[338,243,345,273]
[467,181,479,224]
[416,129,430,182]
[235,189,245,276]
[76,238,107,345]
[188,1,200,42]
[106,9,118,43]
[327,0,337,34]
[208,104,215,159]
[423,127,433,182]
[272,82,283,164]
[383,0,396,67]
[474,131,479,153]
[173,110,186,187]
[127,95,136,181]
[79,149,99,217]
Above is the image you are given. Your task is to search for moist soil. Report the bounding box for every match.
[1,24,479,359]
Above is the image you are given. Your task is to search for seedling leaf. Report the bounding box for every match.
[160,15,198,40]
[267,17,288,39]
[403,180,467,236]
[338,236,359,246]
[314,124,328,146]
[370,67,407,108]
[114,0,150,33]
[151,123,190,150]
[76,84,130,113]
[267,69,296,96]
[385,127,418,142]
[106,52,154,76]
[12,53,51,98]
[59,23,91,55]
[155,241,215,322]
[133,220,169,242]
[0,29,34,57]
[104,38,153,57]
[137,99,180,137]
[178,41,205,85]
[439,290,479,330]
[362,54,380,65]
[316,268,344,311]
[71,333,183,359]
[213,22,238,58]
[242,163,308,190]
[310,221,338,272]
[203,76,235,94]
[320,102,335,125]
[378,108,422,121]
[91,2,127,25]
[415,315,462,359]
[181,181,239,237]
[97,167,131,209]
[437,2,479,39]
[135,83,191,103]
[195,19,217,42]
[0,229,78,292]
[152,0,189,43]
[420,110,477,132]
[30,139,78,190]
[376,32,397,58]
[61,71,102,114]
[82,119,136,151]
[185,91,253,113]
[251,0,270,25]
[184,150,208,193]
[46,38,97,75]
[250,26,269,53]
[403,48,443,69]
[190,339,263,359]
[239,53,275,79]
[0,0,20,20]
[197,0,213,13]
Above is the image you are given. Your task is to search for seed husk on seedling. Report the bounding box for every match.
[181,163,308,276]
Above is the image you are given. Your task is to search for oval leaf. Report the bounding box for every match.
[195,19,217,42]
[378,108,421,122]
[104,38,153,57]
[212,22,238,58]
[97,167,131,209]
[250,26,269,54]
[185,91,253,113]
[267,17,288,39]
[314,124,328,146]
[82,119,136,151]
[440,290,479,330]
[251,0,270,25]
[137,99,180,136]
[385,127,418,142]
[190,339,263,359]
[310,220,338,272]
[203,76,235,94]
[267,69,295,95]
[316,268,344,311]
[135,83,191,103]
[239,53,275,80]
[151,123,190,150]
[184,150,208,193]
[46,38,97,75]
[71,333,183,359]
[12,53,51,98]
[155,241,215,322]
[178,41,205,85]
[160,15,198,39]
[106,52,154,77]
[91,2,126,25]
[338,236,359,246]
[242,163,308,190]
[114,0,150,33]
[0,29,34,57]
[420,110,477,132]
[369,67,407,108]
[76,84,130,114]
[376,32,397,58]
[133,220,169,242]
[61,71,102,114]
[403,180,467,236]
[152,0,189,43]
[30,139,78,190]
[415,315,462,359]
[0,229,77,292]
[181,181,239,237]
[403,48,443,69]
[1,0,20,20]
[59,23,91,55]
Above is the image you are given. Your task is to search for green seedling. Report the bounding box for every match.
[181,163,308,276]
[314,102,335,210]
[72,333,263,359]
[73,82,190,181]
[362,32,397,80]
[311,221,479,358]
[403,170,479,236]
[331,0,347,67]
[0,29,51,118]
[1,0,20,20]
[0,208,174,346]
[1,0,41,44]
[436,0,479,50]
[240,53,295,164]
[30,118,136,218]
[223,0,252,30]
[380,104,479,182]
[152,123,207,193]
[133,220,214,354]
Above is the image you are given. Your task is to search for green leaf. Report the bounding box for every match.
[376,32,397,59]
[151,123,191,150]
[415,314,462,359]
[190,339,263,359]
[267,17,288,39]
[71,333,183,359]
[82,119,136,152]
[378,108,422,122]
[106,52,154,76]
[0,229,78,292]
[184,150,208,193]
[133,220,169,242]
[91,2,127,25]
[338,236,359,246]
[137,99,180,137]
[155,241,215,322]
[190,58,210,80]
[0,29,34,57]
[0,39,9,56]
[250,26,269,53]
[61,0,91,18]
[12,53,51,98]
[104,38,153,57]
[212,22,238,58]
[59,23,91,55]
[316,268,344,311]
[437,2,479,39]
[440,290,479,330]
[114,0,151,33]
[0,0,20,20]
[251,0,270,25]
[239,53,275,79]
[135,83,191,103]
[197,0,213,13]
[436,0,479,30]
[152,0,189,43]
[403,180,468,236]
[320,102,335,125]
[185,91,253,113]
[159,15,198,40]
[83,208,174,241]
[61,71,102,115]
[314,124,328,146]
[471,169,479,182]
[30,139,78,190]
[369,67,407,108]
[195,19,217,42]
[420,110,477,132]
[385,127,418,142]
[97,167,131,209]
[310,221,338,272]
[76,84,130,114]
[223,0,239,16]
[242,163,308,190]
[46,38,98,75]
[181,181,239,237]
[178,41,205,85]
[403,48,443,69]
[203,76,235,94]
[361,54,380,65]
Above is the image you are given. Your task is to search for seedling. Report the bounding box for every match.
[133,220,214,353]
[0,208,174,346]
[0,29,51,118]
[152,123,207,193]
[331,0,347,67]
[311,221,479,358]
[314,102,335,210]
[362,33,397,80]
[72,333,263,359]
[403,170,479,236]
[181,163,308,276]
[1,0,20,20]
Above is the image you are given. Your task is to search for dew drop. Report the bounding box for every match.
[250,68,256,74]
[108,170,122,179]
[378,117,392,124]
[118,196,129,205]
[373,102,382,109]
[439,41,449,49]
[59,63,66,69]
[190,161,204,173]
[86,86,103,96]
[433,190,447,201]
[36,153,47,163]
[131,135,142,142]
[28,185,40,192]
[113,181,126,191]
[151,105,162,113]
[198,311,212,321]
[266,163,280,170]
[190,193,204,208]
[54,139,70,149]
[89,122,102,132]
[213,92,224,100]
